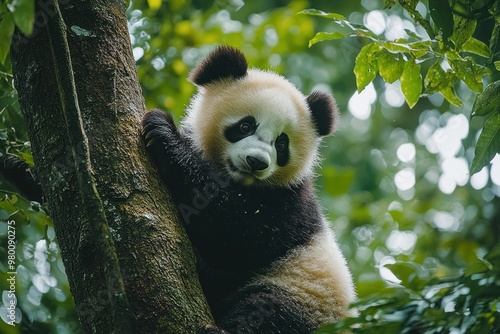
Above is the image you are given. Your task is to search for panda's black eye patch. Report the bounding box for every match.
[276,139,287,152]
[225,116,257,143]
[240,122,252,134]
[275,133,289,167]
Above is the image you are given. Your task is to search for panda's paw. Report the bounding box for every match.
[199,324,230,334]
[141,109,177,147]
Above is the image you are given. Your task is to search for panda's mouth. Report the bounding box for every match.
[227,158,269,184]
[227,159,252,175]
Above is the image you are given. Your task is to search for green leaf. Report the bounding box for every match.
[451,16,477,49]
[383,40,410,53]
[298,9,346,20]
[429,0,453,42]
[440,86,463,107]
[400,57,422,108]
[8,0,35,35]
[408,40,432,51]
[471,113,500,174]
[490,9,500,64]
[484,244,500,266]
[385,262,424,289]
[354,43,381,92]
[463,37,491,58]
[494,61,500,71]
[472,81,500,117]
[308,20,376,46]
[424,61,448,93]
[400,1,435,38]
[309,31,348,46]
[424,61,463,106]
[0,13,15,64]
[448,56,490,93]
[404,29,421,40]
[465,262,489,276]
[18,149,34,167]
[378,50,404,83]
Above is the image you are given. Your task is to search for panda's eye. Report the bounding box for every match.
[225,116,257,143]
[275,133,289,167]
[276,140,287,152]
[275,133,289,152]
[240,122,253,134]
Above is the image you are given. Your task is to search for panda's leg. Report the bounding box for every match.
[200,285,315,334]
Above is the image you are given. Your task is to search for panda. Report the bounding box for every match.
[141,46,357,334]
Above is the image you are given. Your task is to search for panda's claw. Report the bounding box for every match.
[143,127,158,140]
[141,110,179,151]
[141,125,155,138]
[144,137,162,148]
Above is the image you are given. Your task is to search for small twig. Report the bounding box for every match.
[0,71,14,77]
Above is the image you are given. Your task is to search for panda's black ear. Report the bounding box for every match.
[306,91,339,137]
[189,46,248,86]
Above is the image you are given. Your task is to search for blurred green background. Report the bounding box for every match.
[0,0,498,333]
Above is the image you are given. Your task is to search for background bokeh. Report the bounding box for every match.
[0,0,498,333]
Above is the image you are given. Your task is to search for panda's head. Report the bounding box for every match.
[181,46,339,187]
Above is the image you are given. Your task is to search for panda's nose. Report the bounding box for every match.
[246,156,269,171]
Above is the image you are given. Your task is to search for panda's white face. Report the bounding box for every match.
[225,125,277,184]
[182,69,323,187]
[223,111,291,185]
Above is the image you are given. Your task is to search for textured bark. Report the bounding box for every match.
[10,0,212,333]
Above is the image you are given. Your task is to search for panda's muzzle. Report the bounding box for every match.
[228,159,251,174]
[245,155,269,171]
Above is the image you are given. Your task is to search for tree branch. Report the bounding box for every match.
[45,0,137,332]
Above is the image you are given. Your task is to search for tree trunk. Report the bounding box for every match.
[10,0,212,333]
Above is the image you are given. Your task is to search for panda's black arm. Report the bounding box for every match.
[141,109,218,204]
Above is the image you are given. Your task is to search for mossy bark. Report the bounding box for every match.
[10,0,212,333]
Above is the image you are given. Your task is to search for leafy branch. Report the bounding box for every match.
[301,0,500,174]
[315,244,500,333]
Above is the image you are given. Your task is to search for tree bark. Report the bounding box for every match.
[10,0,212,333]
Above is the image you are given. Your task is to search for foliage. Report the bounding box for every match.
[0,68,32,167]
[0,0,34,64]
[301,0,500,174]
[315,246,500,333]
[0,193,80,334]
[0,0,34,169]
[0,0,499,333]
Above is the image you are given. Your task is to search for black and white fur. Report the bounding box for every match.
[142,46,356,334]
